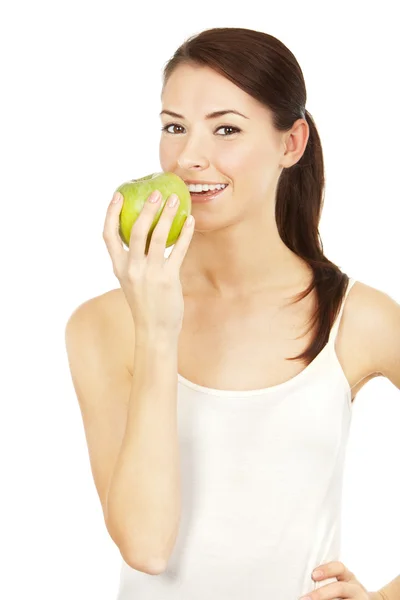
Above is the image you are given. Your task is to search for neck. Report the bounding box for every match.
[180,214,312,300]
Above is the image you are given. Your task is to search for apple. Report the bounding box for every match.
[114,172,192,252]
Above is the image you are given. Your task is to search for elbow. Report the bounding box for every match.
[106,521,167,575]
[106,513,169,574]
[122,551,167,575]
[120,543,167,575]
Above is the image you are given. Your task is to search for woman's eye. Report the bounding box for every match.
[216,126,240,136]
[161,124,240,136]
[162,124,184,134]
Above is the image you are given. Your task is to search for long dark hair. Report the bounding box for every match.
[161,27,350,364]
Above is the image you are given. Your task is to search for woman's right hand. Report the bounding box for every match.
[103,189,195,339]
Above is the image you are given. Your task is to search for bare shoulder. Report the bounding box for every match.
[67,287,129,323]
[343,279,400,383]
[66,287,134,372]
[64,288,136,528]
[346,279,397,334]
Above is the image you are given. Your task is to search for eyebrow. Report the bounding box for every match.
[159,109,249,120]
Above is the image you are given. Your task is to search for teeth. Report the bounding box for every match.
[187,183,227,193]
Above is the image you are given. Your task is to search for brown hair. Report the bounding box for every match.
[161,27,350,365]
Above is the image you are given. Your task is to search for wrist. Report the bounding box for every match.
[134,328,179,351]
[369,592,387,600]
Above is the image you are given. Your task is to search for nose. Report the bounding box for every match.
[178,159,203,170]
[178,153,210,170]
[177,137,210,171]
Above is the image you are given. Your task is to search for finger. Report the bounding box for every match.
[128,190,164,263]
[103,192,126,273]
[313,562,353,583]
[166,213,195,271]
[303,580,355,599]
[146,194,181,265]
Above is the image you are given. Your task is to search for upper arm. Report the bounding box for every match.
[64,296,134,532]
[364,286,400,390]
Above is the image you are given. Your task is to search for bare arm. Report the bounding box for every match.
[106,331,181,574]
[376,575,400,600]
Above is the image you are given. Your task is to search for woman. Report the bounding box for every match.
[65,27,399,600]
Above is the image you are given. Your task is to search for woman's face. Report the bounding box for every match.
[159,63,291,224]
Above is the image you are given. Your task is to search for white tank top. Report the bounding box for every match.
[116,277,356,600]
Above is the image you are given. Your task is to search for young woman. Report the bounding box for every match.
[65,27,399,600]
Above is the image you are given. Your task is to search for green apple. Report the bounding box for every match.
[114,172,192,253]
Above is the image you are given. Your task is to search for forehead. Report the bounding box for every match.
[163,64,237,93]
[162,63,269,122]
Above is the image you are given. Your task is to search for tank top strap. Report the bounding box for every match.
[327,276,357,346]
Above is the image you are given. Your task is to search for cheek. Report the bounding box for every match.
[212,145,249,178]
[159,140,175,170]
[237,140,272,167]
[231,145,275,186]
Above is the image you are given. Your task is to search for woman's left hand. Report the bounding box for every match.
[299,561,382,600]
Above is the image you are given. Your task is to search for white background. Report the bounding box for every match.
[1,1,399,599]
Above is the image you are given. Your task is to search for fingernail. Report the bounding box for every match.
[148,190,161,203]
[112,193,122,204]
[313,570,323,578]
[299,596,311,600]
[167,194,178,207]
[185,215,194,227]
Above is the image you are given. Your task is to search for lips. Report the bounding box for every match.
[190,184,229,203]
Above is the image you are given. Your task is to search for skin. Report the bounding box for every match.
[102,64,399,588]
[159,63,311,300]
[157,66,399,593]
